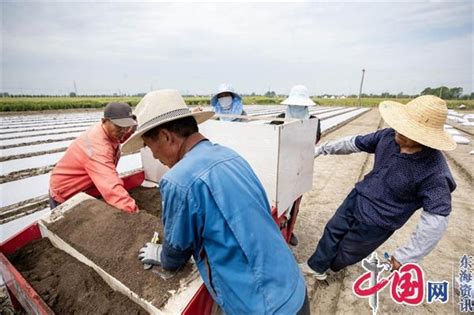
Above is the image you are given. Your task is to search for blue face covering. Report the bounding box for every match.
[286,105,310,119]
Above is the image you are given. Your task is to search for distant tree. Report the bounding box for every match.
[381,92,394,98]
[69,92,77,97]
[421,86,463,99]
[264,91,276,97]
[421,87,434,95]
[450,87,463,99]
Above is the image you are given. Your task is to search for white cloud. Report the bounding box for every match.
[1,1,472,95]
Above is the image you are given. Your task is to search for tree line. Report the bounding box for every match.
[1,86,472,99]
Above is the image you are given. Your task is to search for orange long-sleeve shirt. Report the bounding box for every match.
[49,123,137,212]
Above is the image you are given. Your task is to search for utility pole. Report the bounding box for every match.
[73,81,78,95]
[439,86,443,98]
[358,69,365,107]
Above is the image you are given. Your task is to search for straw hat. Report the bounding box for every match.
[121,89,214,154]
[379,95,456,151]
[281,85,315,106]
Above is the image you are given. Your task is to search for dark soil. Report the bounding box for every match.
[46,195,194,309]
[128,186,162,217]
[9,238,147,315]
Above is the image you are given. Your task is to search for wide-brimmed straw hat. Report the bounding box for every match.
[121,89,214,154]
[379,95,456,151]
[281,85,315,106]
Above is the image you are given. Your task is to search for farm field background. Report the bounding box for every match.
[1,96,473,112]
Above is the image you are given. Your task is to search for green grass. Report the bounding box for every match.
[313,98,474,109]
[1,96,473,112]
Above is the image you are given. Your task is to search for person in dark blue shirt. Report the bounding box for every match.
[300,95,457,280]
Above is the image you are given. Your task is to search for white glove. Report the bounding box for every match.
[314,136,360,158]
[138,243,162,266]
[314,144,326,158]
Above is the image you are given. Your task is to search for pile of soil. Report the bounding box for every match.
[128,186,162,217]
[9,238,146,314]
[46,197,194,309]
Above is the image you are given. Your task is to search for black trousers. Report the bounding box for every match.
[296,290,310,315]
[308,189,394,273]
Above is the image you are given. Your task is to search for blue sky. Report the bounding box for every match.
[1,1,472,96]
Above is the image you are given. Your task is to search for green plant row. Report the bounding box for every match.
[1,96,473,112]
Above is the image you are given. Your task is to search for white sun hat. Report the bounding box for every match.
[281,85,316,106]
[379,95,456,151]
[121,89,214,154]
[210,83,242,105]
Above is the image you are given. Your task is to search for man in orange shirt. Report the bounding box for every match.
[49,102,138,212]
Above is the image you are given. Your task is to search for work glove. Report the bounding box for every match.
[314,144,326,158]
[314,136,361,158]
[138,243,162,266]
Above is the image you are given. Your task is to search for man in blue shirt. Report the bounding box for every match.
[123,90,308,314]
[300,95,457,280]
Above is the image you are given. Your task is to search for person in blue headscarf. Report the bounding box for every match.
[210,83,247,122]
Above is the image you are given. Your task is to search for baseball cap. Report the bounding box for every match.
[103,102,137,128]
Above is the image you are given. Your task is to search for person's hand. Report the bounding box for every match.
[314,145,324,158]
[390,256,402,271]
[192,106,203,113]
[138,243,162,267]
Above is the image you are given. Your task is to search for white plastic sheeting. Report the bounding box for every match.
[0,140,73,157]
[464,114,474,121]
[0,173,50,208]
[1,152,65,175]
[320,108,369,132]
[0,127,87,140]
[0,122,95,133]
[452,135,470,145]
[0,153,142,208]
[0,113,101,124]
[316,107,357,119]
[1,208,51,243]
[0,118,99,129]
[446,129,461,136]
[1,131,82,146]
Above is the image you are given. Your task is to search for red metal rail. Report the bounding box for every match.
[0,225,54,314]
[0,171,300,314]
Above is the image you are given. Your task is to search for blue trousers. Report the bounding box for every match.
[308,189,394,273]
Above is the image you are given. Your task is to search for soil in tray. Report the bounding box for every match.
[46,197,194,309]
[8,238,147,315]
[128,186,162,217]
